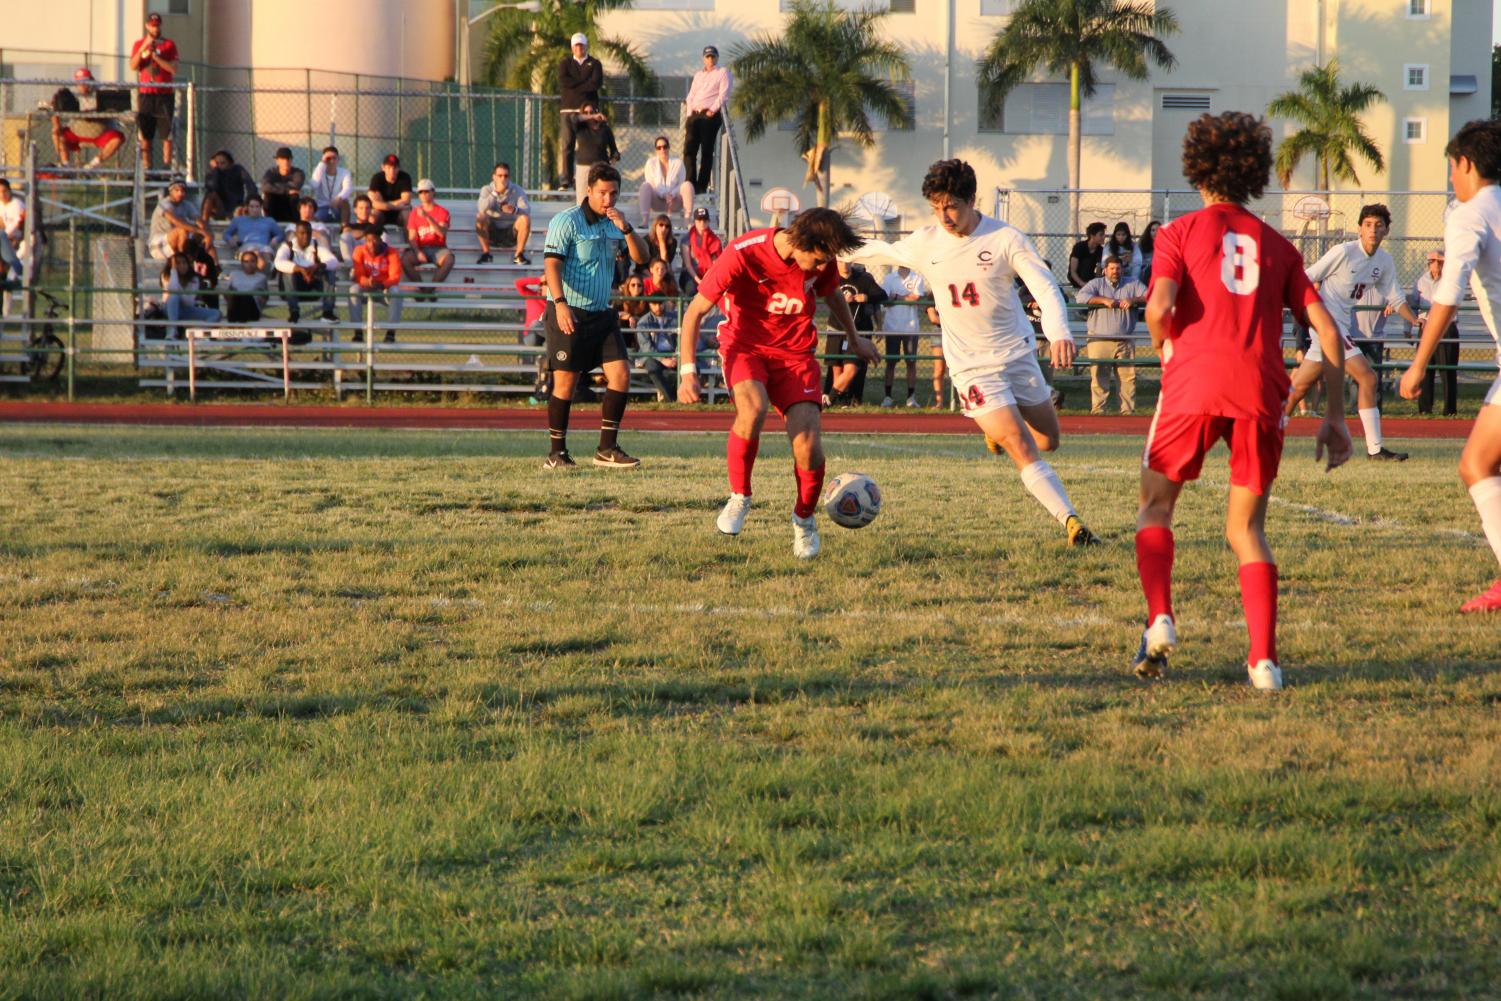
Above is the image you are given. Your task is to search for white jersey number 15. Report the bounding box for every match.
[1220,232,1260,295]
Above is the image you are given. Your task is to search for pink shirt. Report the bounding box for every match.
[685,65,732,115]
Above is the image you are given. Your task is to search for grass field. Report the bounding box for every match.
[0,425,1498,1000]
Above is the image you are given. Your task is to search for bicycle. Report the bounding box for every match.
[2,289,66,383]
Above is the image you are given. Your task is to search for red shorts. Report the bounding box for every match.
[1143,411,1285,495]
[61,129,124,152]
[721,349,822,415]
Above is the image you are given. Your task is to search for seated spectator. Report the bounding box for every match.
[571,104,620,205]
[260,147,304,223]
[340,194,381,262]
[638,136,694,227]
[642,257,679,306]
[0,179,25,285]
[681,207,721,295]
[616,273,648,330]
[1106,221,1139,281]
[308,145,353,226]
[634,294,678,401]
[149,178,214,261]
[350,228,403,343]
[223,249,269,323]
[200,149,257,224]
[1067,221,1106,289]
[475,162,532,265]
[221,195,283,269]
[514,274,550,398]
[368,154,413,231]
[49,69,125,170]
[287,196,335,255]
[274,221,340,323]
[160,252,219,337]
[402,179,455,291]
[645,216,679,285]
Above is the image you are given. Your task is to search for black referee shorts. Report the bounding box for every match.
[544,303,628,373]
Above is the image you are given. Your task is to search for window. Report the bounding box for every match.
[1160,92,1211,110]
[979,83,1114,135]
[878,80,916,131]
[147,0,190,13]
[1404,117,1428,143]
[1407,0,1430,16]
[980,0,1014,13]
[889,0,916,12]
[1404,64,1428,90]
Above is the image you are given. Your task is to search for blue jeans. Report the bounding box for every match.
[0,232,20,279]
[165,296,220,338]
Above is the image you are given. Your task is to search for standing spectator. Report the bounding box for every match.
[1067,222,1107,289]
[0,179,25,285]
[368,154,413,231]
[1137,220,1160,286]
[683,45,732,194]
[635,296,679,401]
[129,12,178,170]
[200,150,257,224]
[475,162,532,265]
[571,104,620,205]
[341,195,381,262]
[1077,254,1147,415]
[403,179,455,292]
[160,253,219,336]
[557,33,603,189]
[261,147,305,223]
[1106,221,1139,280]
[682,207,722,295]
[350,229,404,343]
[49,69,125,170]
[639,135,695,227]
[879,264,926,407]
[1410,249,1459,416]
[309,146,353,227]
[274,221,339,323]
[222,195,283,269]
[223,250,269,324]
[827,260,886,405]
[149,178,213,261]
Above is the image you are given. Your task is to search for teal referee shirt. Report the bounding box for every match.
[543,202,626,312]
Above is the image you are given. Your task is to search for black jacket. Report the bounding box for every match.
[558,55,603,111]
[574,123,620,168]
[840,270,888,332]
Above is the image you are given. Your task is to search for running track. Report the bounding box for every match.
[0,402,1476,439]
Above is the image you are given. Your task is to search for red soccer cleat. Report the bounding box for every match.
[1459,578,1501,613]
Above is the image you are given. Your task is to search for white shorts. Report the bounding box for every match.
[1303,329,1356,365]
[1485,373,1501,407]
[952,356,1053,418]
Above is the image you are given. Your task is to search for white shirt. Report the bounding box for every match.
[283,220,335,256]
[274,240,340,274]
[1434,184,1501,361]
[1306,240,1404,339]
[643,156,688,197]
[846,214,1072,376]
[0,195,22,241]
[879,269,926,333]
[308,162,353,208]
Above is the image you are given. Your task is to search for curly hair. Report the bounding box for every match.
[1446,119,1501,181]
[920,159,978,204]
[783,207,864,256]
[1357,203,1391,227]
[1181,112,1272,204]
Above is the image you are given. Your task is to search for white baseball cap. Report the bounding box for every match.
[570,33,588,47]
[416,178,436,193]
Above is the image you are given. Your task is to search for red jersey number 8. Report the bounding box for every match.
[1220,232,1260,295]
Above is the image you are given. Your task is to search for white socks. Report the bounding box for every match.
[1020,460,1076,524]
[1468,477,1501,567]
[1358,407,1383,455]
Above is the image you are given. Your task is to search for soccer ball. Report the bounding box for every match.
[822,472,881,529]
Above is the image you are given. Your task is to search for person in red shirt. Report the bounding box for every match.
[402,179,455,294]
[129,12,179,170]
[351,229,404,343]
[683,207,722,294]
[1134,112,1352,690]
[676,208,879,559]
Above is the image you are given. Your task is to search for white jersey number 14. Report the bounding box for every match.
[1220,232,1260,295]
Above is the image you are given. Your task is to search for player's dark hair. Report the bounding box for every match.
[587,162,620,188]
[1358,203,1391,227]
[1445,119,1501,180]
[920,159,978,204]
[1086,222,1107,238]
[1182,111,1272,204]
[782,207,865,256]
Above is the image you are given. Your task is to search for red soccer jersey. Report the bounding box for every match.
[697,228,839,360]
[1149,202,1320,421]
[131,37,179,93]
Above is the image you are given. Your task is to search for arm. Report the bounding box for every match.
[1011,235,1075,366]
[543,254,574,334]
[585,59,604,93]
[843,236,919,272]
[1304,245,1344,285]
[1402,207,1485,400]
[335,169,353,203]
[1144,278,1176,354]
[1378,270,1420,326]
[273,245,295,275]
[675,292,717,403]
[822,290,880,365]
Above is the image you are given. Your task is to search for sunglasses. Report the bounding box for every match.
[655,144,668,150]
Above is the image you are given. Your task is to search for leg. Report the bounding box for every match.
[678,182,696,221]
[729,377,770,498]
[931,344,945,403]
[1135,467,1185,670]
[1117,340,1136,414]
[400,248,422,283]
[559,114,578,182]
[1441,327,1460,416]
[682,118,702,195]
[432,249,455,284]
[974,402,1078,530]
[513,215,531,259]
[474,219,491,256]
[784,400,826,515]
[695,115,723,191]
[638,183,654,227]
[1346,352,1398,458]
[1282,358,1323,418]
[1225,484,1279,673]
[1458,404,1501,608]
[1085,338,1112,414]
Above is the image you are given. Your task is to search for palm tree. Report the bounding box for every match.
[978,0,1178,232]
[1267,60,1385,190]
[480,0,654,183]
[731,0,912,208]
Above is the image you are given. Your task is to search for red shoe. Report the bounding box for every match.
[1459,578,1501,613]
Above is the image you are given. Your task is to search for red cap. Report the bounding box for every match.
[74,67,94,81]
[383,154,400,166]
[146,12,162,23]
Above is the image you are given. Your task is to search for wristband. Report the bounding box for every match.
[554,297,567,307]
[620,224,635,236]
[680,362,697,375]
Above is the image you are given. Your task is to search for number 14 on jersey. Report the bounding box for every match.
[947,282,980,308]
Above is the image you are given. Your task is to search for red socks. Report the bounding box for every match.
[793,463,825,519]
[1135,527,1175,625]
[1238,562,1278,665]
[727,431,759,496]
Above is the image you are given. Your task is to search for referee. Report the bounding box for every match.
[543,162,648,468]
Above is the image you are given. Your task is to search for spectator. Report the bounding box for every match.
[1106,221,1139,280]
[341,195,381,262]
[403,179,455,293]
[221,195,283,270]
[149,177,213,261]
[274,221,340,323]
[1410,249,1459,416]
[0,179,25,285]
[160,253,219,337]
[1137,220,1160,286]
[223,249,269,324]
[643,256,677,300]
[49,69,125,170]
[683,45,732,194]
[368,154,413,231]
[639,135,694,227]
[682,206,722,295]
[200,149,257,225]
[308,146,353,226]
[475,162,532,265]
[645,216,679,284]
[571,104,620,205]
[129,12,178,170]
[617,273,648,329]
[261,147,305,223]
[288,197,336,256]
[514,274,550,398]
[557,33,604,189]
[827,260,886,405]
[350,228,403,343]
[1076,254,1147,415]
[1067,221,1106,289]
[635,295,678,401]
[879,263,926,407]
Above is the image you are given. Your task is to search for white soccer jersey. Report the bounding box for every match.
[1433,184,1501,364]
[1306,240,1404,338]
[846,215,1072,376]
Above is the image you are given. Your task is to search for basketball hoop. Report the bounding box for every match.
[1293,196,1332,221]
[760,187,799,214]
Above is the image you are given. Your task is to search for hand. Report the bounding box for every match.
[1399,366,1424,400]
[554,301,576,335]
[1050,339,1076,368]
[1115,299,1129,309]
[604,207,629,233]
[855,293,868,303]
[851,335,880,366]
[677,372,702,404]
[1315,417,1353,472]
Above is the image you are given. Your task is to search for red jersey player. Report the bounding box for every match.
[677,209,879,559]
[1135,112,1352,689]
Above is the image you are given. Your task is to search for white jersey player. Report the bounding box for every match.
[846,158,1101,547]
[1285,204,1422,460]
[1400,119,1501,612]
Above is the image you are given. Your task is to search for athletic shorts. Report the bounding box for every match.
[61,128,123,152]
[721,349,822,415]
[1143,411,1286,496]
[481,219,519,244]
[951,355,1053,419]
[544,303,627,373]
[884,333,920,360]
[1485,372,1501,407]
[1302,328,1355,364]
[136,92,175,141]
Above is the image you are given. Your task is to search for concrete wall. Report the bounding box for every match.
[207,0,455,82]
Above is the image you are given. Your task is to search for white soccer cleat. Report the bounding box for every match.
[791,513,821,560]
[1248,659,1284,690]
[716,493,752,536]
[1132,613,1177,679]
